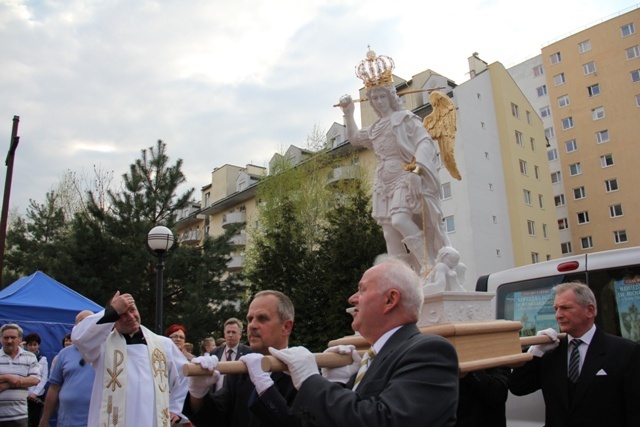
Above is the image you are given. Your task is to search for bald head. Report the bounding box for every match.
[75,310,94,325]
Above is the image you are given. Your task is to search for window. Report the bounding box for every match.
[569,162,582,176]
[528,220,536,236]
[573,187,586,200]
[609,204,623,218]
[531,252,539,263]
[554,73,566,86]
[577,211,590,224]
[592,106,605,120]
[538,194,544,208]
[596,129,610,143]
[515,131,524,146]
[519,159,528,175]
[621,23,636,37]
[636,94,640,107]
[581,236,593,250]
[440,182,452,200]
[587,84,600,97]
[558,218,569,230]
[605,178,619,192]
[600,154,614,168]
[632,69,640,83]
[536,85,548,97]
[627,46,640,60]
[561,242,573,255]
[565,139,577,152]
[550,52,562,64]
[530,138,536,151]
[545,127,555,140]
[558,94,570,107]
[542,224,548,239]
[583,61,596,75]
[511,103,520,118]
[526,111,531,124]
[444,216,455,233]
[524,189,532,205]
[540,105,551,118]
[561,117,574,130]
[548,148,558,161]
[554,194,566,207]
[578,40,591,53]
[534,165,540,179]
[551,171,562,184]
[533,64,544,76]
[614,230,628,244]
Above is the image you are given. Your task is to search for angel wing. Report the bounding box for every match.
[423,91,461,181]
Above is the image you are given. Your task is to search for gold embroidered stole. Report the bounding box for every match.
[99,326,170,426]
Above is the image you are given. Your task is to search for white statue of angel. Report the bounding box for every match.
[339,85,459,275]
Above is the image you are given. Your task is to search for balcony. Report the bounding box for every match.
[325,165,359,190]
[229,231,247,247]
[180,230,202,245]
[222,211,246,229]
[227,255,245,271]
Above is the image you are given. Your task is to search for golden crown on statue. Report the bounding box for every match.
[355,48,395,88]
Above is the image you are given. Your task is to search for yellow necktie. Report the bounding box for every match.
[353,348,376,390]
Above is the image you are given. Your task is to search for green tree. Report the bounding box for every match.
[245,148,385,352]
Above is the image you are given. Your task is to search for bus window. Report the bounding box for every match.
[496,273,586,336]
[587,264,640,341]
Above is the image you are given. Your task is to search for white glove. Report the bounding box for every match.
[188,355,220,398]
[240,353,274,395]
[269,346,319,389]
[528,328,559,357]
[321,345,361,384]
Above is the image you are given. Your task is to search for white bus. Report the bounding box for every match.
[475,246,640,426]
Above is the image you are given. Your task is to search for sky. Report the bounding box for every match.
[1,0,637,216]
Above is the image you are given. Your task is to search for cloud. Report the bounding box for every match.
[0,0,635,213]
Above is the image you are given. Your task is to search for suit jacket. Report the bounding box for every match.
[292,323,459,427]
[509,327,640,427]
[214,344,252,361]
[184,369,299,427]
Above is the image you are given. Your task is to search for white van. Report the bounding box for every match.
[475,246,640,426]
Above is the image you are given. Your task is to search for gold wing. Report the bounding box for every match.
[423,91,461,180]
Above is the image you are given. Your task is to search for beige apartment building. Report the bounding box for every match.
[510,6,640,255]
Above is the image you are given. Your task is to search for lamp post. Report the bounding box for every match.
[147,226,175,334]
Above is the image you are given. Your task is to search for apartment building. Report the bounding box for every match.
[509,6,640,255]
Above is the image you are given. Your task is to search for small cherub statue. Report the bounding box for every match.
[424,246,467,294]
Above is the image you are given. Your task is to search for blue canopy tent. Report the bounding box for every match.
[0,271,102,363]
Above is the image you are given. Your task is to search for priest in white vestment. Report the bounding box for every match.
[72,291,190,427]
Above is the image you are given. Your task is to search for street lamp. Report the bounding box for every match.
[147,225,175,334]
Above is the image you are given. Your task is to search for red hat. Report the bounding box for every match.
[165,324,187,337]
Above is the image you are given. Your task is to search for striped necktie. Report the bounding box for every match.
[353,348,376,390]
[227,348,234,361]
[568,339,583,383]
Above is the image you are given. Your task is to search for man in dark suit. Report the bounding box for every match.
[214,318,252,362]
[509,281,640,427]
[184,290,299,427]
[269,256,459,426]
[211,318,252,392]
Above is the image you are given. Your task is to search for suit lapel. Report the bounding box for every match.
[356,324,420,391]
[572,328,606,406]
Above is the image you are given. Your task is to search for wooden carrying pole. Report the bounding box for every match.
[183,320,563,377]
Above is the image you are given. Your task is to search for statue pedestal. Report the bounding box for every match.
[418,291,496,326]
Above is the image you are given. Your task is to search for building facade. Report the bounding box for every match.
[509,6,640,255]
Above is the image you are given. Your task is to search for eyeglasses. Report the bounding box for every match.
[169,335,185,340]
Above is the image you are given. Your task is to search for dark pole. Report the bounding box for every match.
[155,255,165,334]
[0,116,20,287]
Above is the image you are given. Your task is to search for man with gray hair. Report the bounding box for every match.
[269,256,459,426]
[510,281,640,426]
[0,323,41,426]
